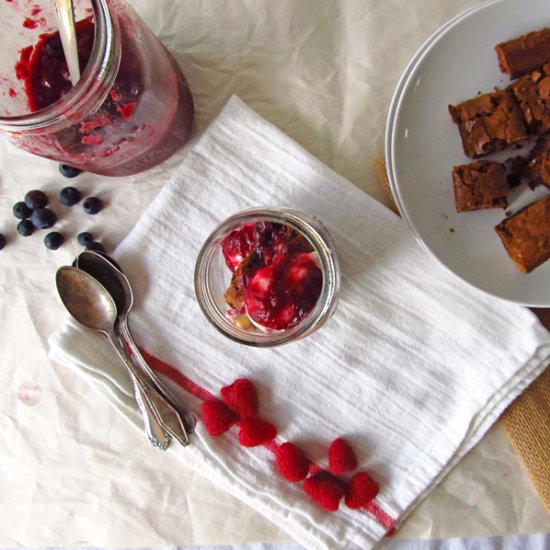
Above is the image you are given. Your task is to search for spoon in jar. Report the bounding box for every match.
[54,0,81,85]
[75,250,197,434]
[56,266,190,447]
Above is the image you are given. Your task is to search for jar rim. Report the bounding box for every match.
[194,207,340,347]
[0,0,118,132]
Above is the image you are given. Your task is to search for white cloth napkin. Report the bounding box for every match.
[49,96,550,550]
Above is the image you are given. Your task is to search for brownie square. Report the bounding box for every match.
[449,90,527,158]
[509,64,550,134]
[526,132,550,189]
[494,195,550,273]
[452,161,508,212]
[496,28,550,80]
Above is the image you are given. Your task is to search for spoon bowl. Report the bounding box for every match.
[56,266,117,331]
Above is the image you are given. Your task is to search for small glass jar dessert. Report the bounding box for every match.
[194,208,340,347]
[0,0,194,176]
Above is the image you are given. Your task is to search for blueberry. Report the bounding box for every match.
[31,207,57,229]
[44,231,64,250]
[24,189,48,210]
[44,35,63,57]
[13,201,32,219]
[83,196,102,214]
[59,164,82,178]
[59,186,82,206]
[17,219,34,236]
[77,231,94,246]
[85,241,106,253]
[0,233,5,250]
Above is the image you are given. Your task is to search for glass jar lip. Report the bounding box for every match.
[194,207,340,347]
[0,0,117,131]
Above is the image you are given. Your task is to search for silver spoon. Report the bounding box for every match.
[133,388,172,450]
[56,266,190,447]
[71,256,171,450]
[75,250,196,434]
[54,0,81,85]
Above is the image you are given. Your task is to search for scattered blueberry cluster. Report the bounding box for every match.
[0,164,105,252]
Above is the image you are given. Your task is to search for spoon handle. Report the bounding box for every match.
[54,0,81,85]
[129,363,172,450]
[106,329,191,447]
[114,329,172,450]
[120,319,197,434]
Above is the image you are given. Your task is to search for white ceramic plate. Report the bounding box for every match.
[385,1,489,211]
[388,0,550,306]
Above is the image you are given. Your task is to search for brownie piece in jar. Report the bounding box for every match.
[452,161,508,212]
[495,28,550,80]
[448,90,527,158]
[494,194,550,273]
[224,251,262,310]
[508,64,550,134]
[526,132,550,189]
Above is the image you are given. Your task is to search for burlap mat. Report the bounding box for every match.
[372,155,550,513]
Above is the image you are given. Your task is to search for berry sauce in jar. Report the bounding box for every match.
[222,222,323,331]
[195,208,340,347]
[3,0,194,176]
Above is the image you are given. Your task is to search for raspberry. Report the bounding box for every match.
[275,442,310,482]
[238,416,277,447]
[220,378,258,417]
[328,438,358,475]
[303,471,347,512]
[344,472,380,509]
[202,399,238,436]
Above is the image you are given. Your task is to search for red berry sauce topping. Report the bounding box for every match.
[16,18,95,112]
[221,222,323,331]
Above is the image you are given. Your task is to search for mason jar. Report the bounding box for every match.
[194,207,340,347]
[0,0,194,176]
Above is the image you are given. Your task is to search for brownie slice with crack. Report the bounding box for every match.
[452,161,508,212]
[495,195,550,273]
[509,64,550,134]
[449,90,528,158]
